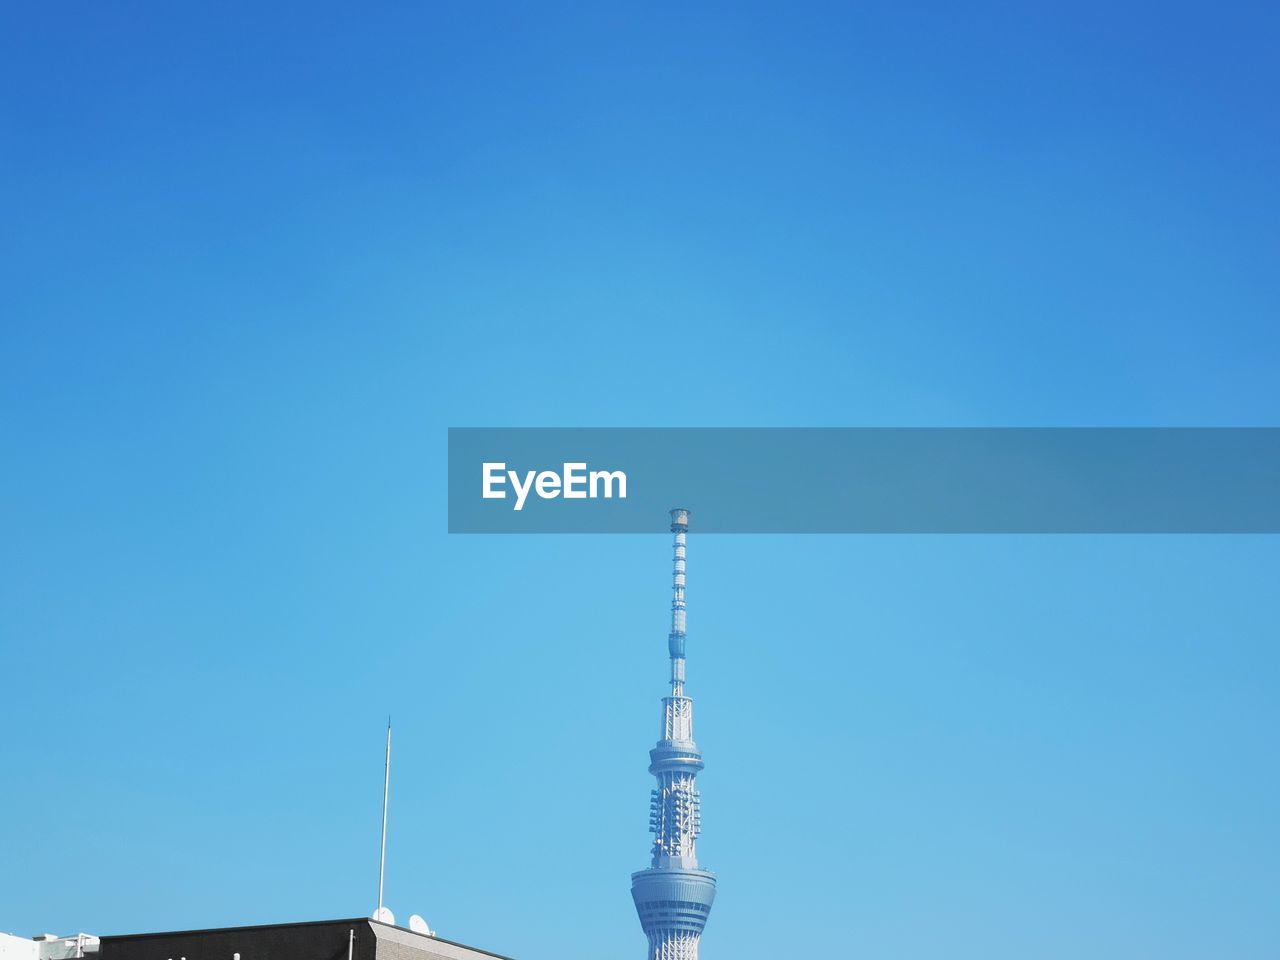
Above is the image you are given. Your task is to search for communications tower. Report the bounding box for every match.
[630,508,716,960]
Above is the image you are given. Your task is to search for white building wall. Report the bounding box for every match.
[0,933,39,960]
[0,934,98,960]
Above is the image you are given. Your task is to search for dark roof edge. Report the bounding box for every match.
[100,919,515,960]
[101,919,373,941]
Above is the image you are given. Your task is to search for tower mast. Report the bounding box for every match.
[378,717,391,918]
[631,509,716,960]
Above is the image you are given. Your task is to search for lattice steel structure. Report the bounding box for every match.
[631,509,716,960]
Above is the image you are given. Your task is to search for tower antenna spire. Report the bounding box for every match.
[377,716,391,919]
[631,508,716,960]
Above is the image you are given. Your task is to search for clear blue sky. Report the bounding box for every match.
[3,4,1278,959]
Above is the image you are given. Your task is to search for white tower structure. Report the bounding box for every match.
[630,509,716,960]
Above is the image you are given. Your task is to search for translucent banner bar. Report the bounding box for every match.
[447,428,1280,533]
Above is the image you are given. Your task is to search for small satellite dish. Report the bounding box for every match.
[408,915,432,936]
[372,907,395,926]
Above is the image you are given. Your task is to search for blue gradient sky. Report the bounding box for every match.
[3,4,1278,959]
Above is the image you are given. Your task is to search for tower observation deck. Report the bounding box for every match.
[630,508,716,960]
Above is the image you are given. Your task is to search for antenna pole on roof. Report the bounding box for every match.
[378,716,391,917]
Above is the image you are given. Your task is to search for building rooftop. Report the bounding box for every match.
[4,920,512,960]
